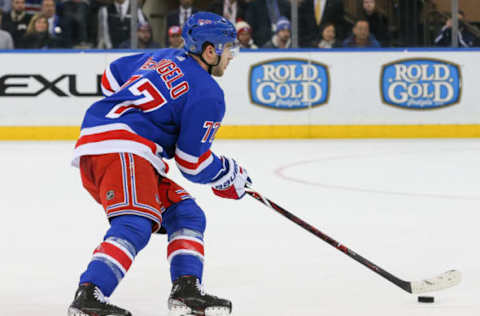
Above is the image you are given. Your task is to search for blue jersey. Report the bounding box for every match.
[72,49,226,184]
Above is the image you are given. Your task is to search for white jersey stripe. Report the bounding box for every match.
[176,154,214,175]
[72,139,168,176]
[105,64,121,92]
[175,147,200,163]
[78,124,163,156]
[101,85,114,96]
[79,123,135,137]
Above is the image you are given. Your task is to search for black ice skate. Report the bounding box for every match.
[68,283,132,316]
[168,276,232,316]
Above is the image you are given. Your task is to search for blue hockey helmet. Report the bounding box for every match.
[182,12,237,56]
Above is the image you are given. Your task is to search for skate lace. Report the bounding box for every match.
[195,279,206,296]
[93,287,112,305]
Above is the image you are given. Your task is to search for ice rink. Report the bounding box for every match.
[1,139,479,316]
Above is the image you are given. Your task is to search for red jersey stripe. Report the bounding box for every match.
[101,71,115,93]
[75,130,158,154]
[174,150,212,170]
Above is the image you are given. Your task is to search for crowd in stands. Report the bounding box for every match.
[0,0,479,50]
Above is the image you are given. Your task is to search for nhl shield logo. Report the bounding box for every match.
[106,190,115,201]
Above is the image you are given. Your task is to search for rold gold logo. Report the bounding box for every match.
[381,58,461,109]
[249,59,329,110]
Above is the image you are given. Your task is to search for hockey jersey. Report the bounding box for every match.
[72,49,226,184]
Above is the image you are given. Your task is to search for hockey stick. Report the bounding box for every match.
[246,188,461,294]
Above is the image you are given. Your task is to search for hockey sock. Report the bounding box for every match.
[168,228,205,283]
[79,215,153,296]
[163,200,206,283]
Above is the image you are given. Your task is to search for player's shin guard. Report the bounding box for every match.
[167,228,205,282]
[79,215,152,296]
[163,199,207,282]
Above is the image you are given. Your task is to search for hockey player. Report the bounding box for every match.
[68,12,250,316]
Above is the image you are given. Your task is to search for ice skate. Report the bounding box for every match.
[68,283,132,316]
[168,276,232,316]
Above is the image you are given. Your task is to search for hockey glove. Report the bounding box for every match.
[211,157,252,200]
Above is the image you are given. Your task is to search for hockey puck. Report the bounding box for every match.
[417,296,434,303]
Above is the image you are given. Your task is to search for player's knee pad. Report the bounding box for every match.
[105,215,153,252]
[162,199,206,234]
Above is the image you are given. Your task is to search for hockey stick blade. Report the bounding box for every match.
[246,188,462,294]
[410,269,462,294]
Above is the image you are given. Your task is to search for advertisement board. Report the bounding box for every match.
[0,49,479,139]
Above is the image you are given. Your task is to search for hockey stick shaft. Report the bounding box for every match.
[246,189,414,293]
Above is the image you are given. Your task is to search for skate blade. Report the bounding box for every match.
[68,307,125,316]
[205,307,231,316]
[67,307,91,316]
[168,306,231,316]
[168,305,194,316]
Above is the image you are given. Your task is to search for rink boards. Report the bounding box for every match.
[0,48,479,139]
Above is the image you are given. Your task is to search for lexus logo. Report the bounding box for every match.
[0,74,103,97]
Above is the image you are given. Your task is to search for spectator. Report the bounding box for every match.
[236,20,257,49]
[167,0,197,28]
[166,0,198,45]
[263,16,291,48]
[343,19,380,48]
[97,0,148,49]
[245,0,290,47]
[0,0,11,12]
[85,0,110,48]
[434,11,477,48]
[119,22,160,49]
[19,13,63,48]
[397,0,423,46]
[167,25,183,49]
[59,0,90,47]
[24,0,41,14]
[317,22,339,48]
[0,9,14,48]
[361,0,389,47]
[298,0,345,47]
[41,0,71,47]
[1,0,32,47]
[207,0,248,25]
[0,25,13,48]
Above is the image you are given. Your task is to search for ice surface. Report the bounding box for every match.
[0,139,478,316]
